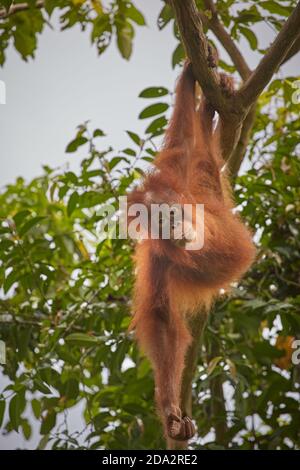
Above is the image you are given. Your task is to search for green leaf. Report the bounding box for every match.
[117,22,134,60]
[0,226,10,235]
[126,4,146,26]
[34,379,52,395]
[65,137,88,153]
[79,191,106,208]
[67,191,79,217]
[122,147,136,156]
[243,299,267,310]
[22,420,32,440]
[65,171,78,184]
[253,341,283,361]
[44,0,57,17]
[139,87,169,98]
[93,128,105,138]
[4,269,20,294]
[64,379,79,399]
[123,402,146,414]
[126,130,141,146]
[13,210,31,228]
[0,400,5,427]
[146,116,167,134]
[91,14,111,43]
[157,3,173,30]
[139,103,169,119]
[172,43,185,68]
[9,394,21,432]
[239,27,258,50]
[1,1,13,12]
[37,434,50,450]
[18,216,46,236]
[0,239,14,251]
[13,30,36,60]
[40,411,56,435]
[260,1,291,16]
[65,333,103,347]
[31,399,42,419]
[207,356,222,376]
[109,157,124,170]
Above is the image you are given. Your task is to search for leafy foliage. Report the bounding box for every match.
[0,0,146,65]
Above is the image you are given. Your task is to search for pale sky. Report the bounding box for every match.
[0,0,299,450]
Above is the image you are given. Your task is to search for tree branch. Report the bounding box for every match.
[200,0,251,80]
[171,0,300,164]
[281,32,300,64]
[219,116,244,162]
[166,313,208,450]
[171,0,247,162]
[180,313,208,417]
[170,0,231,115]
[0,1,44,19]
[227,103,257,177]
[238,1,300,107]
[211,374,228,445]
[208,336,228,446]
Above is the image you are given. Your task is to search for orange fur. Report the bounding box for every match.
[128,62,256,442]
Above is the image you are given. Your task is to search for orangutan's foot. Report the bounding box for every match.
[165,405,196,441]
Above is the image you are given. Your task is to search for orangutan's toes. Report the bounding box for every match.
[167,413,196,441]
[182,416,196,440]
